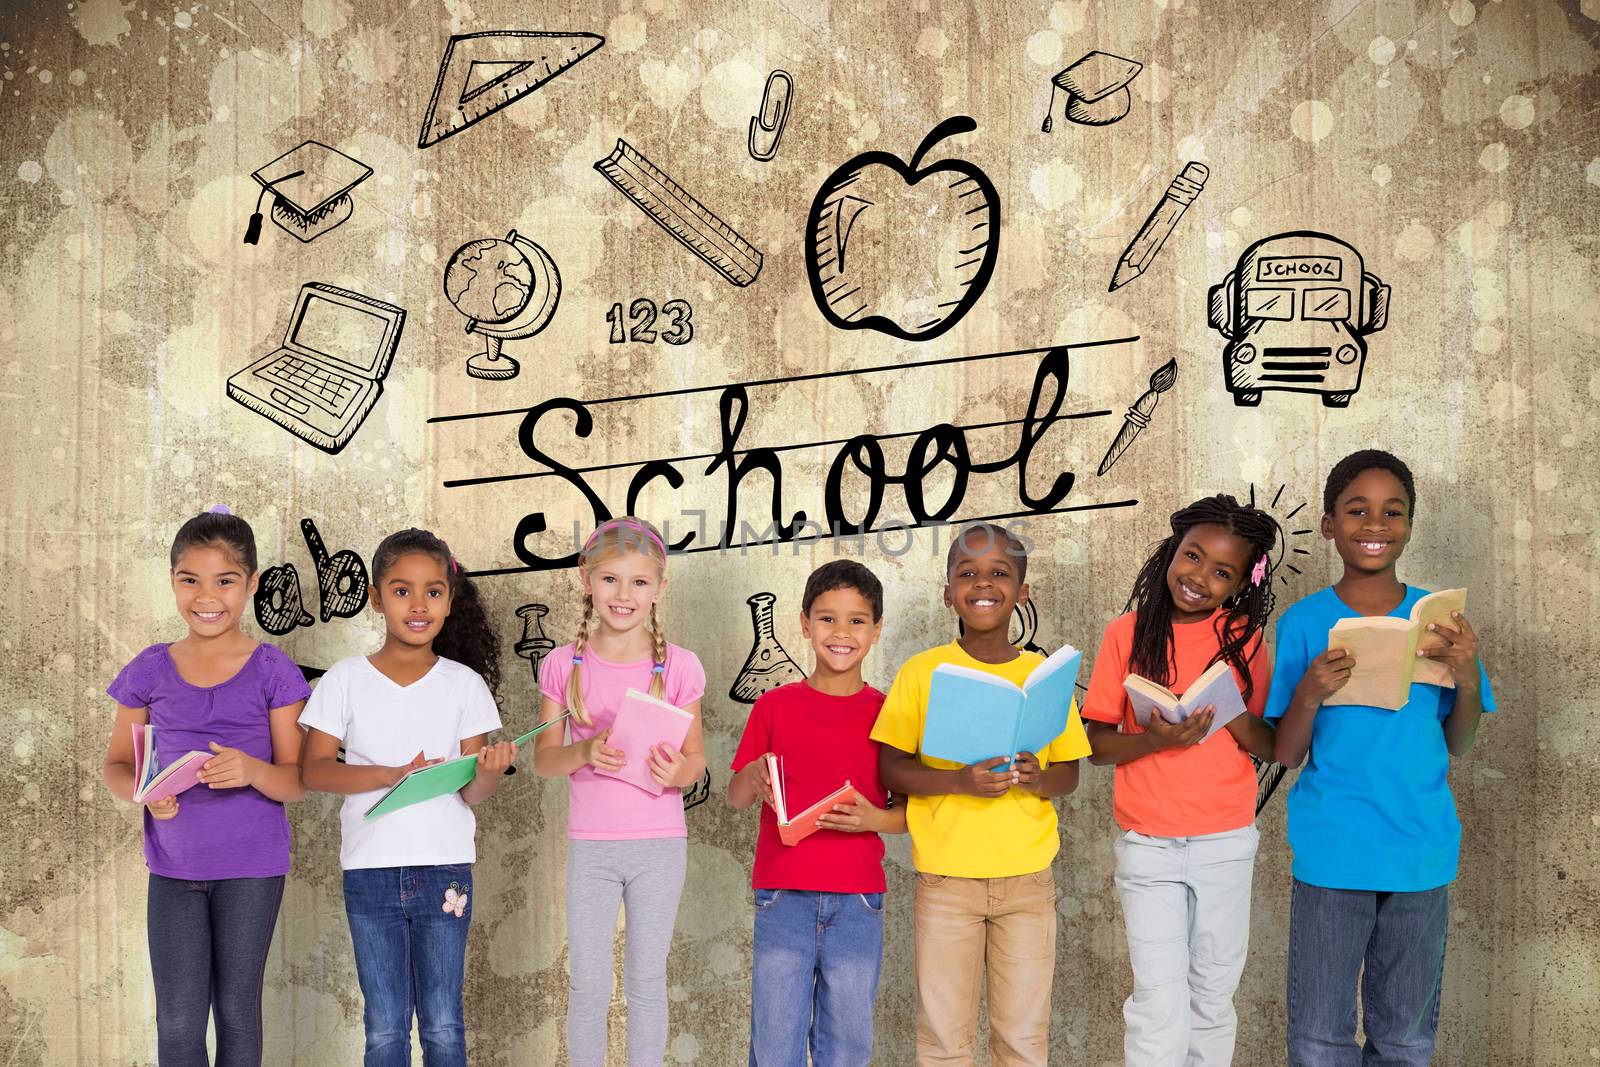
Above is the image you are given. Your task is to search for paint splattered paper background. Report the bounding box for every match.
[2,0,1597,1062]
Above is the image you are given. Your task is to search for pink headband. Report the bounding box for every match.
[583,519,666,556]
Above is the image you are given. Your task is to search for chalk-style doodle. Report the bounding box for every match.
[302,518,369,622]
[255,563,315,635]
[298,664,326,684]
[426,338,1144,576]
[606,298,693,346]
[1207,231,1390,408]
[748,69,793,162]
[805,116,1000,343]
[595,139,764,287]
[1109,162,1208,292]
[418,31,605,149]
[243,140,371,245]
[444,230,561,381]
[1248,482,1315,587]
[226,283,406,454]
[514,602,556,682]
[252,519,371,633]
[730,592,806,704]
[1042,51,1143,130]
[1096,358,1178,476]
[1253,756,1288,814]
[682,770,712,811]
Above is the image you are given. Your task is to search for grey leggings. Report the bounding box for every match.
[565,837,688,1067]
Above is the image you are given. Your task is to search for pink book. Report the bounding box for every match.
[594,688,695,796]
[131,722,209,805]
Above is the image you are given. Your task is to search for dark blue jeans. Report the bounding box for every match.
[343,865,474,1067]
[146,873,285,1067]
[1287,879,1450,1067]
[749,889,885,1067]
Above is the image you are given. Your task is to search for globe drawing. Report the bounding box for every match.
[442,229,561,381]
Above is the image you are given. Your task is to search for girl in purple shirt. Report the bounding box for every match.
[102,508,311,1067]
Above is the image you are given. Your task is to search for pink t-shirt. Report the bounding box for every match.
[539,642,706,840]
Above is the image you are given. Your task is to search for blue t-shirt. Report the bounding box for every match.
[1265,585,1496,892]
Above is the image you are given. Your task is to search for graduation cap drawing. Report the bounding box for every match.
[1042,51,1143,130]
[243,140,372,245]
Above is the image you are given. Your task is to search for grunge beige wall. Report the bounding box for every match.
[2,0,1597,1063]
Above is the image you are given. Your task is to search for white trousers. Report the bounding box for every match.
[1113,824,1260,1067]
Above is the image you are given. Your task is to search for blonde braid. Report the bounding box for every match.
[648,602,668,700]
[566,593,595,726]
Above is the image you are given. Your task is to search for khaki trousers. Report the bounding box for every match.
[913,868,1057,1066]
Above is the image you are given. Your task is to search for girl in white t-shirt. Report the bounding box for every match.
[534,517,707,1067]
[300,528,517,1067]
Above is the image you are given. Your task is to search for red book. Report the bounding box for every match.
[766,753,858,847]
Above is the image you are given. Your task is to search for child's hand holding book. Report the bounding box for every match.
[953,755,1015,798]
[578,729,626,773]
[1143,707,1214,751]
[388,750,445,787]
[146,796,179,820]
[1418,611,1480,688]
[1295,648,1356,707]
[646,743,696,789]
[472,741,519,779]
[816,790,891,833]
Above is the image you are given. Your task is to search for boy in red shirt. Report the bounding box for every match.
[729,560,907,1065]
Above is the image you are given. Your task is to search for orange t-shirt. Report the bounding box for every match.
[1082,610,1271,837]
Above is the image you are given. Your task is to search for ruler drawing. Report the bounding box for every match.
[594,139,764,287]
[419,31,605,149]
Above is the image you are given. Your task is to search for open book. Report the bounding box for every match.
[131,723,209,805]
[363,714,569,821]
[764,753,858,846]
[1326,588,1466,711]
[1123,660,1247,742]
[594,689,695,796]
[921,643,1083,768]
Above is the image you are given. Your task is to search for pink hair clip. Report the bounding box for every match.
[1250,555,1269,587]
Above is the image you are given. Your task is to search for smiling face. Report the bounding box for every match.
[800,586,883,677]
[582,549,666,637]
[1165,523,1254,624]
[945,535,1029,637]
[172,544,258,637]
[370,550,452,649]
[1321,466,1413,576]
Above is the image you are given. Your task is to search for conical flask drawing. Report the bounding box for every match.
[729,592,805,703]
[514,603,556,681]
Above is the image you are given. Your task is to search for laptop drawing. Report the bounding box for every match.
[227,283,406,454]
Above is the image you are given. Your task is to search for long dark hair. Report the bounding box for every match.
[1126,495,1278,703]
[371,528,501,695]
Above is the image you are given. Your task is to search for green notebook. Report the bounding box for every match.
[363,714,569,821]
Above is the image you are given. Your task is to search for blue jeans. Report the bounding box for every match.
[749,889,885,1067]
[146,874,285,1067]
[1287,879,1449,1067]
[343,865,474,1067]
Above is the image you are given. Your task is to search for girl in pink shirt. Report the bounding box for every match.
[534,517,706,1067]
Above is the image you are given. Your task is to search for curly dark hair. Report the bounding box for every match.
[1126,495,1278,703]
[170,510,258,575]
[1323,449,1416,518]
[371,528,502,695]
[802,560,884,621]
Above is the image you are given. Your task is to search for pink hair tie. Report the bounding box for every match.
[1250,555,1269,587]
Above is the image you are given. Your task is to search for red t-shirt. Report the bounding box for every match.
[1082,610,1271,837]
[731,680,888,893]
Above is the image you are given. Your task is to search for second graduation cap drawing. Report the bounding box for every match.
[1042,51,1143,130]
[244,140,372,245]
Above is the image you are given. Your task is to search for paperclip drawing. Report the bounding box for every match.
[748,69,793,162]
[596,139,764,286]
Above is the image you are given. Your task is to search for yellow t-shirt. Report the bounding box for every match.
[870,641,1094,878]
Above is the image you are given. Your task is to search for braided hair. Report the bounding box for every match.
[371,528,502,696]
[1125,495,1278,703]
[567,517,670,727]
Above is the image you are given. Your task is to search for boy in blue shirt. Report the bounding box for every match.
[1268,450,1495,1067]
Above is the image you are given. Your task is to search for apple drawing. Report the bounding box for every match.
[805,115,1001,343]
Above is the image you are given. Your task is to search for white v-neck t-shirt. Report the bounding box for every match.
[299,655,502,869]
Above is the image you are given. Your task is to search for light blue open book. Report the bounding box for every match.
[920,644,1083,768]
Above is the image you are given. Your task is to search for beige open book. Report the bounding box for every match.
[1326,588,1466,710]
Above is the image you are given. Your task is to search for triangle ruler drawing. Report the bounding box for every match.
[418,31,605,149]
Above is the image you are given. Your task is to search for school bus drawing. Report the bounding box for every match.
[1207,231,1390,408]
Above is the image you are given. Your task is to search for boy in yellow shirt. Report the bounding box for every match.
[872,523,1092,1067]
